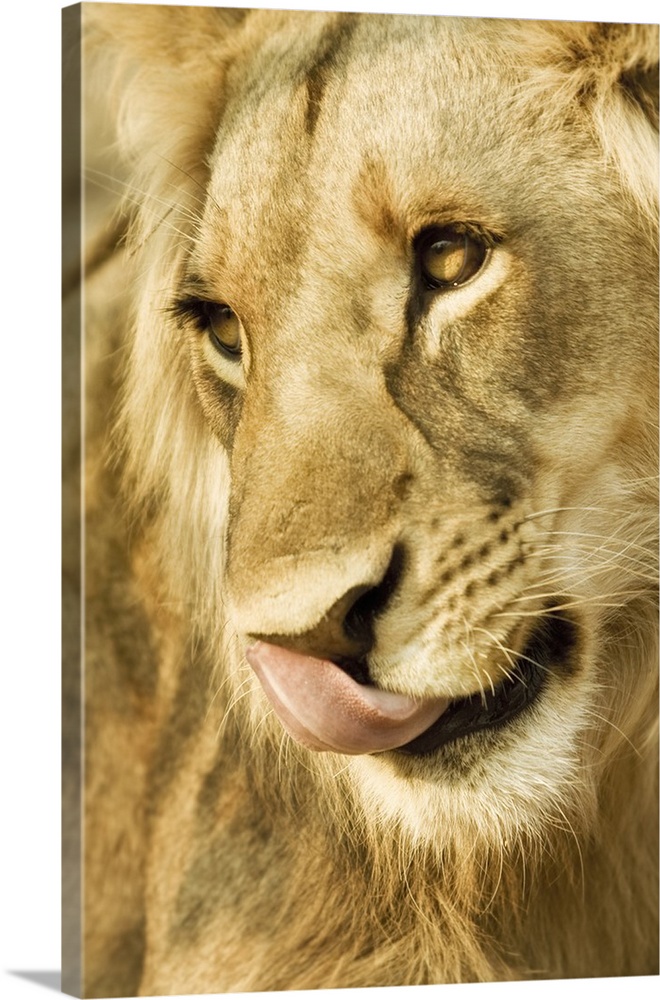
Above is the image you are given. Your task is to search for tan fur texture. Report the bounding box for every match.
[77,6,659,996]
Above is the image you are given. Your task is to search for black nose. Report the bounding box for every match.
[253,544,405,670]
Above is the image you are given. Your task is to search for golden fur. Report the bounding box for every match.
[73,6,658,996]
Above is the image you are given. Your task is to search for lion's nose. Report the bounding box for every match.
[251,545,405,668]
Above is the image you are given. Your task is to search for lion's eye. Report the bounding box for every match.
[203,303,242,357]
[417,227,487,289]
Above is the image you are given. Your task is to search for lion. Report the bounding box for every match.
[64,5,659,997]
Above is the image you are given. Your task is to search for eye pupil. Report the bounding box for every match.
[418,227,487,289]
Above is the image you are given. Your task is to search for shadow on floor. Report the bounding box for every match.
[10,972,61,993]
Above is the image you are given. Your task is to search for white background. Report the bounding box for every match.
[0,1,657,998]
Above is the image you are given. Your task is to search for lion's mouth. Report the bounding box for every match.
[246,608,577,758]
[396,612,574,756]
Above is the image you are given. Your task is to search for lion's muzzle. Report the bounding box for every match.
[225,372,417,641]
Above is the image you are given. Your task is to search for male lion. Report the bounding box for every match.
[65,5,659,996]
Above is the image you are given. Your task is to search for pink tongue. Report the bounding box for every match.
[245,641,449,754]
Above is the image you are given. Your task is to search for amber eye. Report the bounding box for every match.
[417,227,487,289]
[204,303,242,357]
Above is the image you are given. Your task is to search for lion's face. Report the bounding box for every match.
[120,12,657,844]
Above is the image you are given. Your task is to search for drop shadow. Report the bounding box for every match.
[10,971,61,992]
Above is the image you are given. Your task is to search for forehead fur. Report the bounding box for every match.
[180,15,652,338]
[88,10,658,248]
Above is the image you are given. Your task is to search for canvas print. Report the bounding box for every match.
[62,3,659,996]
